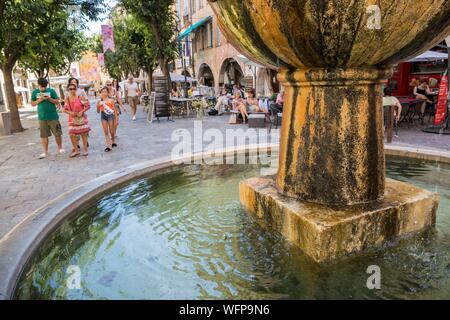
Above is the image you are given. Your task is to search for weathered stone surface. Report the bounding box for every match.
[276,68,391,205]
[240,176,439,262]
[209,0,450,207]
[208,0,450,69]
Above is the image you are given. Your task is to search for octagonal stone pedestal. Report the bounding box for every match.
[240,177,439,262]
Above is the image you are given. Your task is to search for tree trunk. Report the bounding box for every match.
[148,22,171,99]
[1,63,24,133]
[147,68,154,92]
[159,58,171,102]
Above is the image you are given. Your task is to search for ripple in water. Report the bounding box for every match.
[14,158,450,299]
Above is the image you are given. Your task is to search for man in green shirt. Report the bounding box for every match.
[31,78,65,159]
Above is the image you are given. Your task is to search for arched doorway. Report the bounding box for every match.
[219,58,244,88]
[198,63,215,87]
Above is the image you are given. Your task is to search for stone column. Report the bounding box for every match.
[276,68,392,206]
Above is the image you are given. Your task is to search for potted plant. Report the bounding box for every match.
[191,99,207,120]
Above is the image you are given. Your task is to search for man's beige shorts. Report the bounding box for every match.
[39,120,62,138]
[128,96,139,107]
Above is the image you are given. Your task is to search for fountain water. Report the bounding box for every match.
[208,0,450,261]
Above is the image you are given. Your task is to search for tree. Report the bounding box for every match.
[19,11,88,79]
[0,0,105,133]
[94,12,159,91]
[120,0,178,96]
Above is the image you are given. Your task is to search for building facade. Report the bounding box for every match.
[174,0,279,96]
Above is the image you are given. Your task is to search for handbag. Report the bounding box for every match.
[67,98,85,126]
[229,113,237,124]
[72,115,85,126]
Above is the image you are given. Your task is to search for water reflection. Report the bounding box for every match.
[14,158,450,300]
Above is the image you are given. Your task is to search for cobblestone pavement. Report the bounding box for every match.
[0,103,449,240]
[0,103,278,239]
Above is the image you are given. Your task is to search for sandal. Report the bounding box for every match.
[82,152,89,157]
[105,147,112,152]
[112,143,117,148]
[70,151,80,158]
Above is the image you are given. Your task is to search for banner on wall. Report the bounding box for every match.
[434,72,448,126]
[101,25,115,53]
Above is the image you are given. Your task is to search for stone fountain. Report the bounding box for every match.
[208,0,450,262]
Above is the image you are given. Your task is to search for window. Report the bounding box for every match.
[183,0,189,16]
[207,22,213,48]
[198,27,206,51]
[216,26,221,46]
[176,0,180,16]
[202,26,207,50]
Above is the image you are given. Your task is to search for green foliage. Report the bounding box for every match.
[99,12,159,81]
[0,0,105,131]
[19,9,89,78]
[120,0,178,72]
[88,33,103,54]
[0,0,106,69]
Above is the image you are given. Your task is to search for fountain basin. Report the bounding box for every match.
[0,146,449,299]
[241,177,438,262]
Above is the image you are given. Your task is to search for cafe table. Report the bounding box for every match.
[170,97,203,117]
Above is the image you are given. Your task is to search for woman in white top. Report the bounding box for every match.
[382,86,402,137]
[125,76,141,121]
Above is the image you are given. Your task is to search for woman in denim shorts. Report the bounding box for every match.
[97,87,117,152]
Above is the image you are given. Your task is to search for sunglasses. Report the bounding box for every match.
[106,84,112,86]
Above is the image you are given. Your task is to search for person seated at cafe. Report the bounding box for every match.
[233,84,246,99]
[232,90,249,123]
[186,84,192,97]
[413,80,434,120]
[171,86,180,98]
[270,90,285,114]
[276,91,285,106]
[245,88,262,113]
[190,84,199,97]
[383,86,402,137]
[214,87,229,115]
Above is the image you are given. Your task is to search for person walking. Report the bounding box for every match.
[97,87,117,152]
[63,83,91,157]
[67,77,89,152]
[67,77,88,101]
[124,76,140,121]
[106,80,126,139]
[31,78,65,159]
